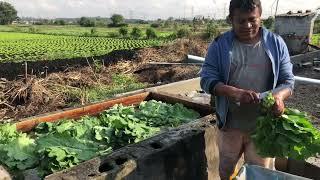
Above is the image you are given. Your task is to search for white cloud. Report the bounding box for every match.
[3,0,320,19]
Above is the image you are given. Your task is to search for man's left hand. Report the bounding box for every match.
[272,95,285,117]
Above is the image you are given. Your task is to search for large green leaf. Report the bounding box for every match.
[252,93,320,160]
[0,134,38,170]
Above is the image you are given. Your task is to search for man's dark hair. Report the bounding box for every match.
[229,0,262,17]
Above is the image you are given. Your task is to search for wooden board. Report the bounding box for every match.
[16,92,150,132]
[15,91,213,133]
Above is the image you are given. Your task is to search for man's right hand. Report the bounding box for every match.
[233,89,260,104]
[214,83,260,104]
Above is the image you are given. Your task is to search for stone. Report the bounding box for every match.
[314,68,320,72]
[0,166,11,180]
[302,62,313,67]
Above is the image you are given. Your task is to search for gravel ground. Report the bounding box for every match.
[288,66,320,168]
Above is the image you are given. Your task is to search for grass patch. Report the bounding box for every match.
[59,74,147,106]
[311,34,320,45]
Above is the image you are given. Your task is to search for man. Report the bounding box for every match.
[200,0,295,179]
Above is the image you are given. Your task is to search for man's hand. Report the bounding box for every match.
[213,83,259,104]
[272,94,285,117]
[234,89,260,104]
[272,88,292,117]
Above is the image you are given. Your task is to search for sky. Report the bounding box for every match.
[3,0,320,20]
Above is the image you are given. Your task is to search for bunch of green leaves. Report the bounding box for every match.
[0,100,200,177]
[36,132,111,175]
[0,124,38,171]
[252,93,320,160]
[260,92,276,114]
[137,100,200,127]
[100,104,160,147]
[35,118,112,175]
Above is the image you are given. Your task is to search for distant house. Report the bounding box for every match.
[275,10,318,55]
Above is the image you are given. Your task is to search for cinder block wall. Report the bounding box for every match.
[45,116,221,180]
[275,13,317,55]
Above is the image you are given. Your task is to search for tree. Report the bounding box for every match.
[119,27,128,37]
[150,23,160,28]
[0,2,17,25]
[192,17,202,32]
[54,19,66,25]
[204,22,220,40]
[110,14,124,26]
[90,28,97,36]
[131,27,143,39]
[146,28,157,39]
[263,16,274,30]
[177,28,191,38]
[79,17,95,27]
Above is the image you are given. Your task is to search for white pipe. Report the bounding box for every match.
[187,54,320,85]
[294,76,320,85]
[187,55,205,63]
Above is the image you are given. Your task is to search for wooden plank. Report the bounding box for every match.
[148,62,203,66]
[16,92,150,132]
[291,50,320,64]
[152,78,202,95]
[149,91,213,116]
[276,158,320,179]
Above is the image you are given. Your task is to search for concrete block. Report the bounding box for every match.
[302,62,313,67]
[313,67,320,72]
[45,116,220,180]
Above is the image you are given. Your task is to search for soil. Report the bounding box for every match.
[0,36,319,126]
[0,38,207,122]
[287,66,320,124]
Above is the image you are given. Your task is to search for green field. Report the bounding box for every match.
[0,24,174,38]
[0,32,165,62]
[312,34,320,45]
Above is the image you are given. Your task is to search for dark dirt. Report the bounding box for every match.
[134,65,201,84]
[286,66,320,123]
[0,39,207,122]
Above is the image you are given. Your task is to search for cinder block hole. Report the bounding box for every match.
[191,129,199,133]
[209,120,216,124]
[150,142,163,149]
[99,161,114,173]
[115,157,128,166]
[88,174,96,177]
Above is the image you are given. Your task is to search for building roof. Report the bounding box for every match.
[276,10,316,18]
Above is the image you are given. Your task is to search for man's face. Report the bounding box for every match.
[231,7,261,43]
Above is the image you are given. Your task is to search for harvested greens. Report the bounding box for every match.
[252,93,320,160]
[0,100,200,177]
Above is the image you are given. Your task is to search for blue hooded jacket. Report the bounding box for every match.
[200,27,295,129]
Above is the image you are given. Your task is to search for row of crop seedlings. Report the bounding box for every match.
[0,33,164,62]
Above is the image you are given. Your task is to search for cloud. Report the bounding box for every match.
[3,0,320,19]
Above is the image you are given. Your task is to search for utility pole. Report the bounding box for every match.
[224,3,227,18]
[275,0,280,16]
[184,2,186,20]
[270,0,277,17]
[211,0,216,19]
[191,6,194,18]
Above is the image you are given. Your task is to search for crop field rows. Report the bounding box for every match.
[0,32,165,62]
[312,34,320,45]
[0,25,174,38]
